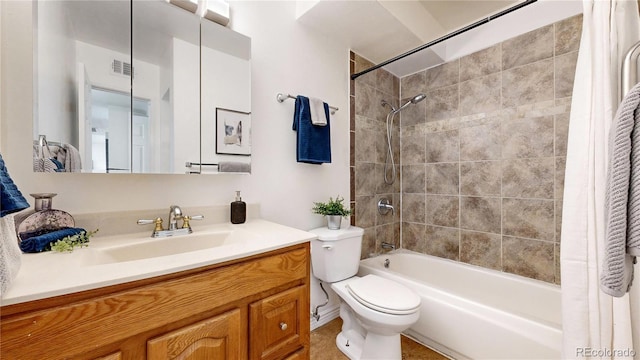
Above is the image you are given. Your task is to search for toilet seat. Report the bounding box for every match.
[345,275,420,315]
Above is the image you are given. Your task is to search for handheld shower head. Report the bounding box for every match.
[411,93,427,104]
[396,93,426,112]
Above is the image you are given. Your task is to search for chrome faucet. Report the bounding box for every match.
[138,205,203,238]
[168,205,183,230]
[381,242,396,251]
[377,198,394,216]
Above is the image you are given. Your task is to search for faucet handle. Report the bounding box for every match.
[138,217,164,232]
[182,215,204,229]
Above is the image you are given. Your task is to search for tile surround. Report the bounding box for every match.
[350,14,581,284]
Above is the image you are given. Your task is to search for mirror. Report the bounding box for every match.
[33,0,251,174]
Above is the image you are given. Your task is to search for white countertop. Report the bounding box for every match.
[1,219,316,306]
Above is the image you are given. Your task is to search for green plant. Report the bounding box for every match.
[49,229,99,253]
[311,196,351,217]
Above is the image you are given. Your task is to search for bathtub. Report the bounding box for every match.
[358,250,562,360]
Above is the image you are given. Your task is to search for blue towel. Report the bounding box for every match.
[292,96,331,164]
[19,227,86,253]
[0,154,29,217]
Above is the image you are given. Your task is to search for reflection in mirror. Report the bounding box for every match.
[34,0,131,173]
[34,0,251,174]
[198,19,252,174]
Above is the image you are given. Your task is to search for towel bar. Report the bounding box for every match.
[276,93,338,115]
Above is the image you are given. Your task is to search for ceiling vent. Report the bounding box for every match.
[111,59,134,79]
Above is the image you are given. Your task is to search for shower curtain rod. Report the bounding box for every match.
[351,0,538,80]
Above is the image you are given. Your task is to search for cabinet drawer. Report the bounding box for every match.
[249,285,309,360]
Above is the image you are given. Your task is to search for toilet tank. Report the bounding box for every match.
[309,226,364,283]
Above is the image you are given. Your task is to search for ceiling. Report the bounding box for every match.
[295,0,522,76]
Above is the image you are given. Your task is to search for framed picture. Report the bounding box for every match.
[216,108,251,156]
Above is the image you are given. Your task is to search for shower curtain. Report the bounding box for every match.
[561,0,640,359]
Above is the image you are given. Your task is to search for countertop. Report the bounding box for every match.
[1,219,316,306]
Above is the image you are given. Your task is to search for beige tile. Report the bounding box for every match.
[556,157,566,200]
[460,44,501,82]
[376,125,399,164]
[377,68,395,96]
[377,193,400,225]
[501,116,554,159]
[555,14,583,56]
[355,195,376,229]
[376,223,400,249]
[426,195,459,227]
[376,163,400,194]
[460,230,501,270]
[502,58,554,108]
[502,25,554,70]
[555,51,579,99]
[311,318,447,360]
[425,60,460,90]
[354,53,376,87]
[400,96,427,127]
[402,193,426,223]
[556,198,563,244]
[311,318,348,360]
[361,227,377,259]
[402,164,426,194]
[426,84,459,122]
[355,128,377,163]
[426,163,459,195]
[503,236,555,282]
[459,73,501,117]
[460,161,501,196]
[460,121,501,161]
[355,162,376,196]
[425,225,460,260]
[555,113,570,156]
[460,196,501,234]
[403,222,427,253]
[426,130,459,163]
[402,134,426,164]
[355,82,377,120]
[502,198,555,241]
[402,71,426,98]
[502,158,555,199]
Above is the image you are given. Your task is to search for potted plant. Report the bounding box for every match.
[312,195,351,230]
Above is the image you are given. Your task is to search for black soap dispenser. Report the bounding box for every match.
[230,191,246,224]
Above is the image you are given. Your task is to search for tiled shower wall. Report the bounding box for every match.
[350,53,401,259]
[351,14,582,284]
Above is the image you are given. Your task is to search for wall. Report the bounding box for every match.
[350,53,401,259]
[36,0,77,145]
[395,14,582,284]
[1,0,350,325]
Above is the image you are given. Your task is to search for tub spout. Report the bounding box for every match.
[381,242,396,251]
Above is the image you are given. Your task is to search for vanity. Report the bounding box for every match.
[0,213,315,360]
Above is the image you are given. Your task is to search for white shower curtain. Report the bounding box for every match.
[561,0,640,359]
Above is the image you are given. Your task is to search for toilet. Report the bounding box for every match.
[310,226,421,360]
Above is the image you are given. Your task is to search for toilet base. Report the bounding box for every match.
[336,329,403,360]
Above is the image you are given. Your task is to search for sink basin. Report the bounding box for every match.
[85,229,246,265]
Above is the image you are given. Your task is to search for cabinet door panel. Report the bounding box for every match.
[249,285,309,360]
[94,352,122,360]
[148,309,243,360]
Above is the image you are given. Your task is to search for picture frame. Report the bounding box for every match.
[215,108,251,156]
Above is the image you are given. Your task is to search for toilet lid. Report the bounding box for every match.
[346,275,421,315]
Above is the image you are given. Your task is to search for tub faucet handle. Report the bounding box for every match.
[378,198,394,216]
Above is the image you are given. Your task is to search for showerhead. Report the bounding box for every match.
[396,93,427,112]
[411,93,427,104]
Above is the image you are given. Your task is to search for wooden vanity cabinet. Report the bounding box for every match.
[0,243,310,360]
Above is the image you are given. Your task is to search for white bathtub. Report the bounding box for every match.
[358,250,562,360]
